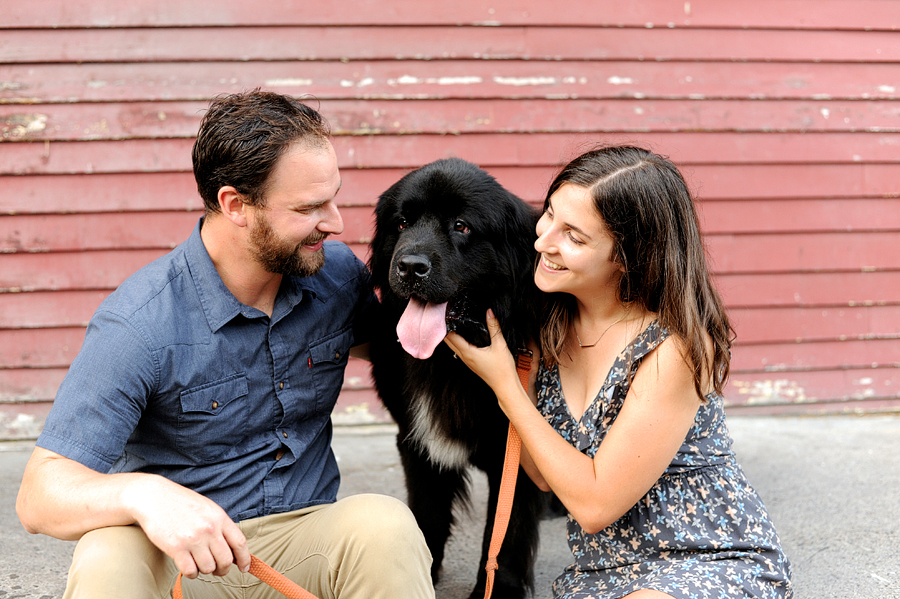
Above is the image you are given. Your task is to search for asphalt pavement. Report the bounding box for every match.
[1,414,899,598]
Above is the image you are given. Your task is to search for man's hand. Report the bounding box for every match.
[122,475,250,578]
[17,447,250,579]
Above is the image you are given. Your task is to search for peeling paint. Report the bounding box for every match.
[433,77,482,85]
[493,76,555,86]
[732,379,808,404]
[0,412,43,440]
[265,78,314,87]
[877,84,896,93]
[1,113,47,139]
[607,76,634,85]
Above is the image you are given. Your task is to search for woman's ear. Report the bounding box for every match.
[218,186,248,227]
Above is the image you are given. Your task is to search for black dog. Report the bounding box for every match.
[368,158,544,599]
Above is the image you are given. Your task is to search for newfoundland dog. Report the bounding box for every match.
[368,158,544,599]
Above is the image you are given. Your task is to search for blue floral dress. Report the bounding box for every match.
[536,321,793,599]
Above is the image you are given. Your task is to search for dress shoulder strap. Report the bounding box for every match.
[606,320,670,388]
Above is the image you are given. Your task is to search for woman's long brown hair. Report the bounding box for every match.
[539,145,734,398]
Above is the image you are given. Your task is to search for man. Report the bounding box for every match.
[16,91,434,599]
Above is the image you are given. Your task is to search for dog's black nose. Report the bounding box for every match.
[397,255,431,280]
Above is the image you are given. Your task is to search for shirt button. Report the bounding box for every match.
[333,351,341,360]
[211,401,219,409]
[279,382,284,390]
[282,431,288,439]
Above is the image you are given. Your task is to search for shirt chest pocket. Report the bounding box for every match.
[308,328,353,413]
[177,374,249,464]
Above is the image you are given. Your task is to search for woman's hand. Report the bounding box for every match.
[444,309,518,393]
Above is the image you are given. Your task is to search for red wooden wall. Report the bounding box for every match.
[2,1,899,440]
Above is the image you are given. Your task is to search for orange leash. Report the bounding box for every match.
[483,350,532,599]
[173,554,317,599]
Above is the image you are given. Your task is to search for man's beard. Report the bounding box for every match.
[249,211,326,277]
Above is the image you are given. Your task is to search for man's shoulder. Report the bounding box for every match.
[99,243,192,322]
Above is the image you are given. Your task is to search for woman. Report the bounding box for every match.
[445,146,793,598]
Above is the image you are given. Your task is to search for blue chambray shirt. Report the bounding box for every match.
[37,219,378,522]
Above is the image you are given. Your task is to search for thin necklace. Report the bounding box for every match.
[574,309,629,349]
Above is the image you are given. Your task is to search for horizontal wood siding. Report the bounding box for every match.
[2,1,899,439]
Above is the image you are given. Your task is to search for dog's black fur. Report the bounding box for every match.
[368,158,544,599]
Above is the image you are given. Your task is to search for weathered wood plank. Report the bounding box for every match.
[5,131,900,183]
[3,61,898,104]
[5,200,898,255]
[0,173,202,214]
[731,338,900,372]
[0,249,169,292]
[715,271,900,308]
[697,198,900,234]
[1,211,202,253]
[4,150,900,206]
[0,290,111,328]
[0,369,68,403]
[5,99,900,143]
[4,0,898,30]
[726,367,899,407]
[706,231,900,274]
[4,26,900,64]
[0,328,86,369]
[730,305,900,345]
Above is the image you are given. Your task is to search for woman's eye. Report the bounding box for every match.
[454,220,470,234]
[567,231,584,245]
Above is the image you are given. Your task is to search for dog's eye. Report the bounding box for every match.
[454,220,470,234]
[398,218,408,231]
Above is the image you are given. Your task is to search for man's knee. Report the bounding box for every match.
[66,526,174,599]
[333,494,425,546]
[327,495,434,598]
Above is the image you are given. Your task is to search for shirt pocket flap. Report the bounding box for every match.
[180,374,249,415]
[309,328,353,365]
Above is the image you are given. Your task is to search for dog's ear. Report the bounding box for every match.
[368,188,399,292]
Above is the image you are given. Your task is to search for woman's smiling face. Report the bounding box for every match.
[533,183,623,300]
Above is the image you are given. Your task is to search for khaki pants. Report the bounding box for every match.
[63,494,434,599]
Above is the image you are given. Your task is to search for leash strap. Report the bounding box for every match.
[173,554,317,599]
[483,349,532,599]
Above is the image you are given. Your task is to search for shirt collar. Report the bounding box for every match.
[184,218,246,332]
[185,219,346,331]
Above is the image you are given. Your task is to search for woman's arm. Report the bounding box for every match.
[445,311,700,533]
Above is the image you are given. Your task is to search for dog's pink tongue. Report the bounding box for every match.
[397,299,449,359]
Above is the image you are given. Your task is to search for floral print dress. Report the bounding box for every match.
[536,321,793,599]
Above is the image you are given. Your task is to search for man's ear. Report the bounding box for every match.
[218,186,248,227]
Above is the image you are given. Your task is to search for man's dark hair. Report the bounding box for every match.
[192,90,331,213]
